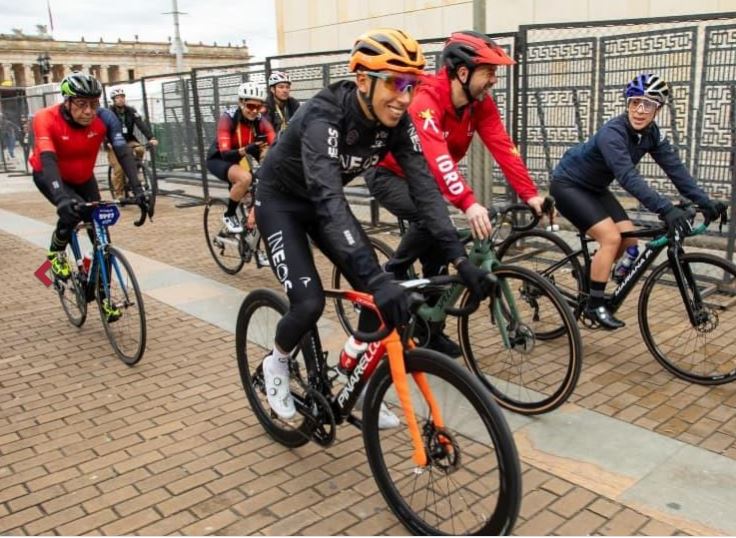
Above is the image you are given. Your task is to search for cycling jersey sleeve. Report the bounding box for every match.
[391,115,466,262]
[409,90,477,211]
[475,98,539,202]
[649,126,710,207]
[216,112,234,152]
[300,113,384,285]
[99,108,143,194]
[259,117,277,145]
[597,123,672,215]
[32,110,65,203]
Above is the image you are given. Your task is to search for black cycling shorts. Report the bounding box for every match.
[550,178,629,233]
[206,157,237,183]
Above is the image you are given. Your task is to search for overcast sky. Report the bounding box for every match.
[0,0,278,59]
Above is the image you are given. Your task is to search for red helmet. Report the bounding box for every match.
[441,31,515,72]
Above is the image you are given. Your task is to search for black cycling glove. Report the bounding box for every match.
[368,273,410,330]
[662,206,692,237]
[56,198,80,222]
[702,200,728,223]
[456,258,493,300]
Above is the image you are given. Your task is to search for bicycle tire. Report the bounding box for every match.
[331,235,395,336]
[362,348,521,535]
[140,164,157,216]
[235,288,313,447]
[204,198,246,275]
[458,264,583,414]
[497,229,584,318]
[106,165,115,199]
[56,246,88,327]
[96,246,146,365]
[639,252,736,385]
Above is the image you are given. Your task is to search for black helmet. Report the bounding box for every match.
[60,72,103,98]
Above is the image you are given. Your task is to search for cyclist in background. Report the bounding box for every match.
[30,73,149,283]
[206,82,276,233]
[264,71,300,136]
[107,87,158,199]
[254,28,492,422]
[550,73,726,330]
[368,30,546,356]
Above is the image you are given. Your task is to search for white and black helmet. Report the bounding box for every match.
[268,71,291,87]
[110,87,126,98]
[624,73,669,105]
[237,82,266,101]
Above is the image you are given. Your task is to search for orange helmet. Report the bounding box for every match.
[349,28,426,75]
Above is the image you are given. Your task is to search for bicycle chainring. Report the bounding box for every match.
[301,388,336,447]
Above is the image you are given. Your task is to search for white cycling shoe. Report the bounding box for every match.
[222,214,243,234]
[355,388,400,429]
[263,353,295,420]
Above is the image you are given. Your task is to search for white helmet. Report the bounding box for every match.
[237,82,266,101]
[268,71,291,87]
[110,87,126,98]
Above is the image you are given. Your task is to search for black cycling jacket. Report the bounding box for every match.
[257,80,465,287]
[110,105,154,143]
[553,114,709,215]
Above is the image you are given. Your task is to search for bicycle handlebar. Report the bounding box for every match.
[648,203,727,248]
[488,196,555,233]
[73,198,149,227]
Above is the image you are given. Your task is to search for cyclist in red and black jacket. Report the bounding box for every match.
[30,72,148,279]
[206,82,276,233]
[367,30,546,356]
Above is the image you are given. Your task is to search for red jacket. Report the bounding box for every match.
[380,68,538,211]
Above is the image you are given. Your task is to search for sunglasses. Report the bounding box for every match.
[627,97,659,113]
[70,98,100,111]
[365,71,418,93]
[241,102,262,112]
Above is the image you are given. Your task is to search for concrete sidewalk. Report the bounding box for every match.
[2,178,735,535]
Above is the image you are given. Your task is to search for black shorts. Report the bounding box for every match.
[206,157,236,183]
[550,178,629,233]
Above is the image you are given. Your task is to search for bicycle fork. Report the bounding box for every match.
[667,245,704,327]
[384,331,449,467]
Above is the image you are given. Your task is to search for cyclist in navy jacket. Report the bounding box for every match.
[550,73,726,329]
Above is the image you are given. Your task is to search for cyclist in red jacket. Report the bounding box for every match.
[367,31,545,356]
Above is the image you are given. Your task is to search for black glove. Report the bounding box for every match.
[456,258,493,300]
[369,274,410,330]
[245,143,262,160]
[702,200,728,223]
[56,198,80,222]
[662,206,692,238]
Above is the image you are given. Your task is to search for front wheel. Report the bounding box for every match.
[204,198,245,274]
[362,348,521,535]
[639,253,736,385]
[139,164,157,216]
[95,246,146,365]
[458,264,583,414]
[56,246,88,327]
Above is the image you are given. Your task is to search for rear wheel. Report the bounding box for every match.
[497,229,584,316]
[96,246,146,365]
[56,246,87,327]
[235,289,314,447]
[640,253,736,385]
[362,348,521,535]
[204,198,245,274]
[459,264,582,414]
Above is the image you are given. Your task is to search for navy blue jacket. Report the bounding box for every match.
[553,114,709,215]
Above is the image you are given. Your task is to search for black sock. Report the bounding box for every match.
[49,230,67,252]
[225,198,239,217]
[589,280,606,309]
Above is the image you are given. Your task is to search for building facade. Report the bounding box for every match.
[0,31,251,87]
[274,0,736,53]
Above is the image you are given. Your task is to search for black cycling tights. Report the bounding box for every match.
[255,185,380,353]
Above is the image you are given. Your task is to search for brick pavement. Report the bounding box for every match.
[0,185,724,535]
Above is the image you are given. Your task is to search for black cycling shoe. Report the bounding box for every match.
[426,332,462,358]
[584,305,625,330]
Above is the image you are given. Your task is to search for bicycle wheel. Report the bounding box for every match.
[332,235,395,335]
[458,264,582,414]
[95,246,146,365]
[106,166,115,199]
[56,246,87,327]
[236,289,313,447]
[139,164,157,216]
[362,348,521,535]
[639,253,736,385]
[497,229,584,315]
[204,198,245,274]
